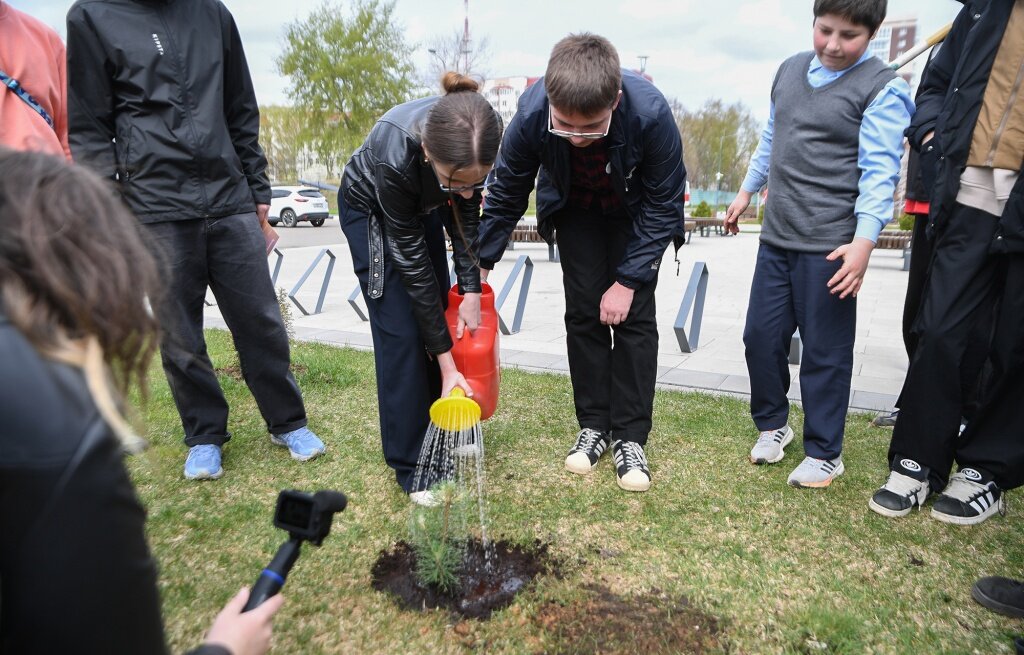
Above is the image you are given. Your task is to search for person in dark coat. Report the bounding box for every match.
[870,0,1024,525]
[0,148,283,655]
[476,33,687,492]
[340,73,502,505]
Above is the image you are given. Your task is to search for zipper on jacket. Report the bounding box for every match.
[984,56,1024,167]
[157,6,212,215]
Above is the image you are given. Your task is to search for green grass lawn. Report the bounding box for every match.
[131,330,1023,654]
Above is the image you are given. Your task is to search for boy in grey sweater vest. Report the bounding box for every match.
[724,0,913,488]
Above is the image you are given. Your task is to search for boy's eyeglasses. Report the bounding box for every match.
[547,109,612,140]
[429,160,487,193]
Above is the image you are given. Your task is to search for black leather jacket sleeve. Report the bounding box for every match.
[219,4,270,205]
[375,162,455,354]
[343,97,487,353]
[446,192,483,295]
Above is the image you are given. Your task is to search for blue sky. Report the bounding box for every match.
[12,0,964,123]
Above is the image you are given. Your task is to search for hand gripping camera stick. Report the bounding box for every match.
[243,490,347,612]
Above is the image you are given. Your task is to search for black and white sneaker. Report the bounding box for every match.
[931,467,1004,525]
[612,440,651,492]
[868,458,930,518]
[565,428,610,474]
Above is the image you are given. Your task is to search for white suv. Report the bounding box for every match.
[269,186,330,227]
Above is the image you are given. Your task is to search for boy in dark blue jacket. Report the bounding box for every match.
[725,0,913,488]
[477,33,686,492]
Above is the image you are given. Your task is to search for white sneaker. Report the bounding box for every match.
[749,425,794,464]
[787,456,845,488]
[409,490,438,507]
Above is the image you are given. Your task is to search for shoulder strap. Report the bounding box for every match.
[0,68,56,130]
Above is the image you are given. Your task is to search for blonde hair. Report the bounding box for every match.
[0,149,162,450]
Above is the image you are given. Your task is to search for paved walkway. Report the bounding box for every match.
[205,226,911,414]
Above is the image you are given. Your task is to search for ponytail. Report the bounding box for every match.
[440,71,480,94]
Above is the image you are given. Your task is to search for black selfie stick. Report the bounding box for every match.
[243,490,347,612]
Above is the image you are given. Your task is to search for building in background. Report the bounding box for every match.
[869,16,918,85]
[482,76,540,126]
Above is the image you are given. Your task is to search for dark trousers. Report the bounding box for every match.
[956,254,1024,489]
[891,203,1024,490]
[340,195,448,492]
[897,213,991,416]
[743,244,856,460]
[901,214,933,360]
[553,208,660,445]
[144,213,307,447]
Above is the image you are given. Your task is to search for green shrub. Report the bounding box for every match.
[692,200,712,218]
[408,482,468,593]
[897,213,915,231]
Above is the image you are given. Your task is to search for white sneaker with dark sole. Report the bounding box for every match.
[787,456,844,488]
[749,425,794,464]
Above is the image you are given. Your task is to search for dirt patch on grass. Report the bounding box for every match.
[371,539,558,620]
[215,363,307,381]
[533,584,723,655]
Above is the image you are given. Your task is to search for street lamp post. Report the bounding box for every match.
[714,134,725,214]
[427,48,446,75]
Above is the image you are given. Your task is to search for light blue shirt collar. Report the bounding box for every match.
[808,50,875,79]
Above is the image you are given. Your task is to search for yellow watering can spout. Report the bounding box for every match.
[429,387,481,432]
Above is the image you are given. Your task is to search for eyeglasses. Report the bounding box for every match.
[547,108,612,140]
[429,160,488,194]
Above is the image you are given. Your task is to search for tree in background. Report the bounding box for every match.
[276,0,416,174]
[671,98,760,194]
[421,29,492,91]
[260,105,305,183]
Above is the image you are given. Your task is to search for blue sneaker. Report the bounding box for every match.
[184,445,223,480]
[271,426,326,461]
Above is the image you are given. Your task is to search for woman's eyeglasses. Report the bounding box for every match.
[429,160,488,193]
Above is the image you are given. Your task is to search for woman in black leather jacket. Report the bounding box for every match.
[340,73,502,503]
[0,149,282,655]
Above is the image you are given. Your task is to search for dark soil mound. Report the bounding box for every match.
[533,584,723,655]
[371,538,556,619]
